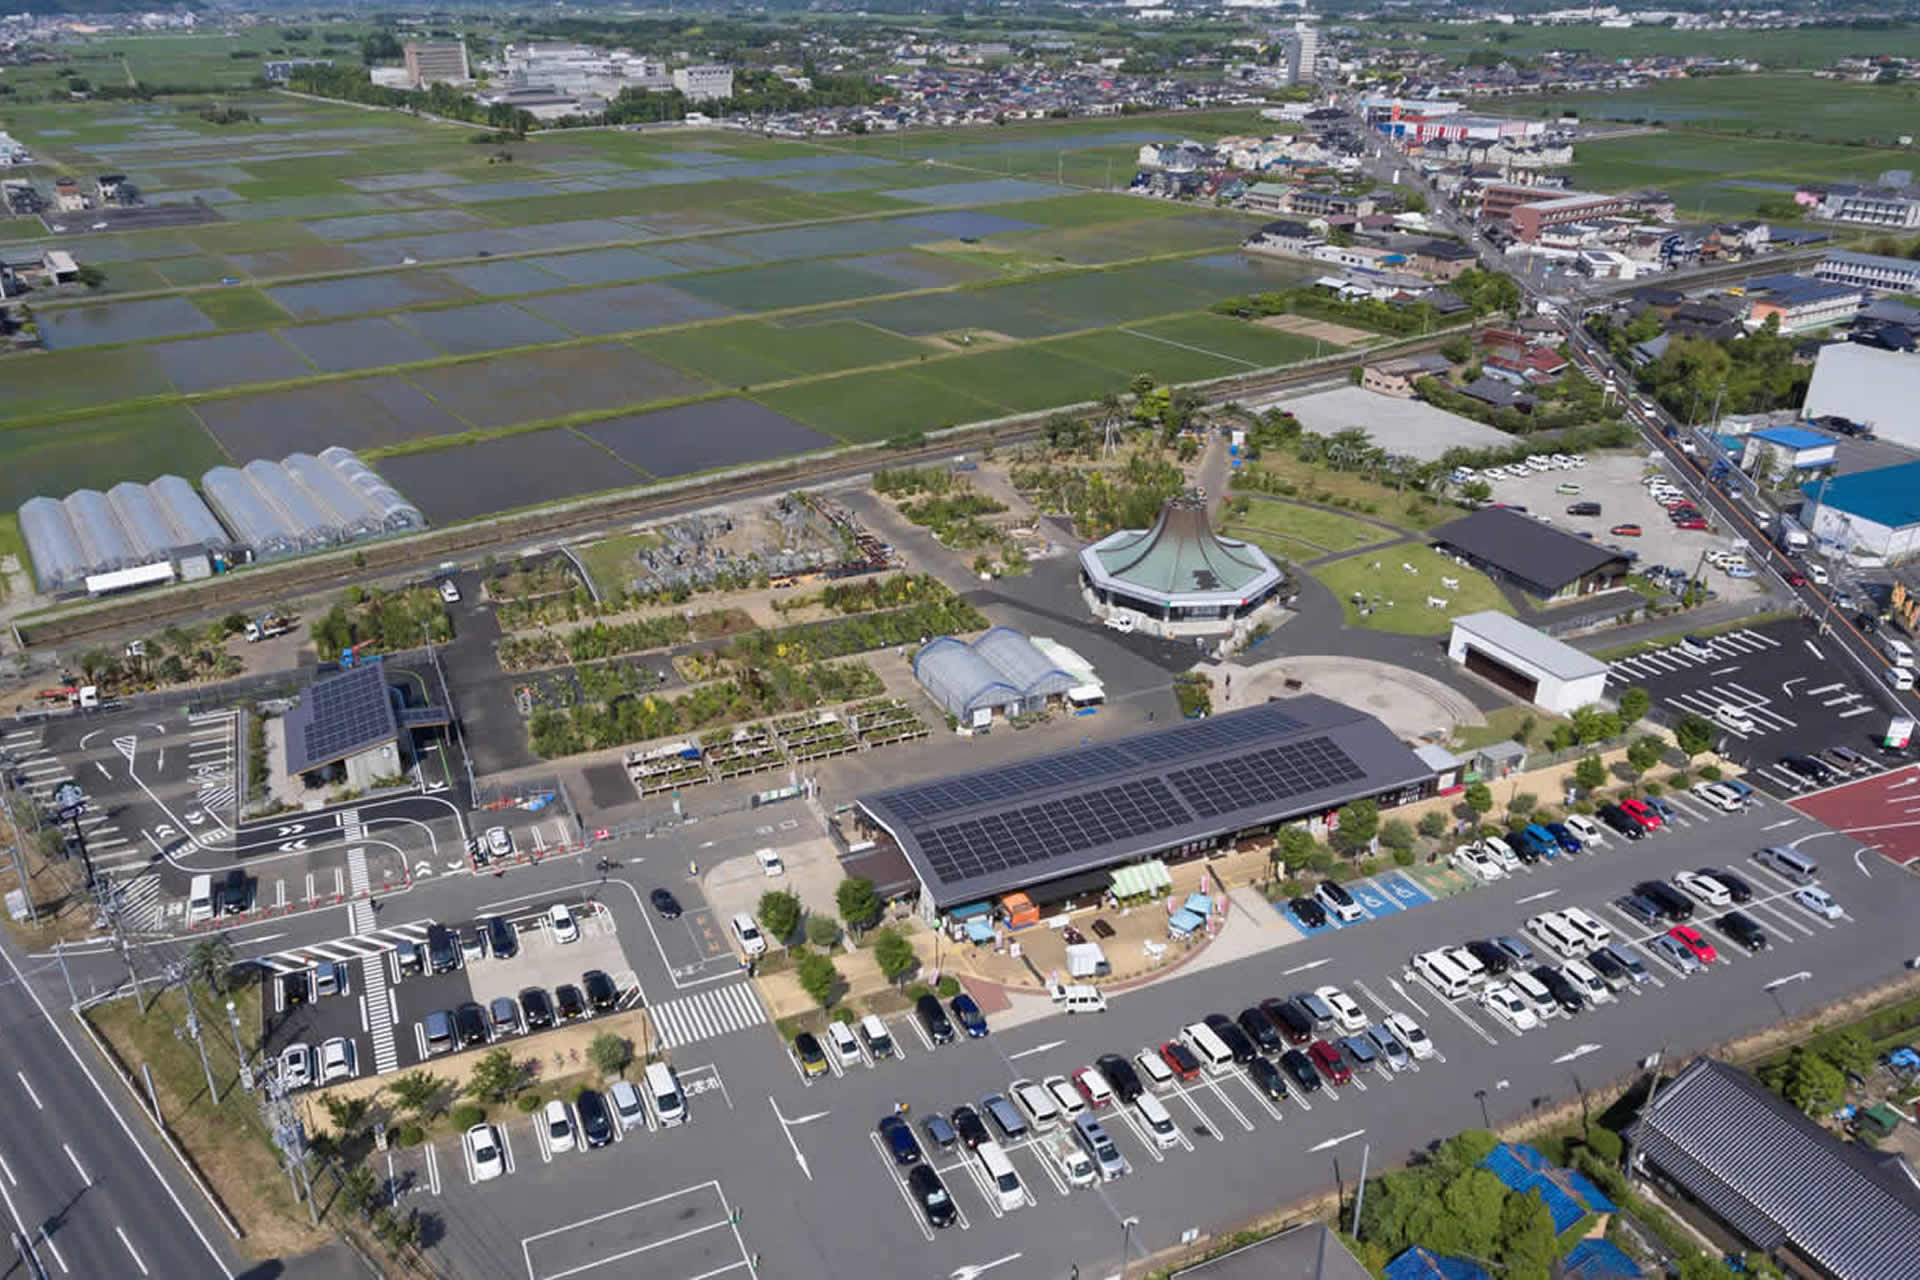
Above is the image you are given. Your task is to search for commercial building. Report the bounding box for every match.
[1739,275,1862,333]
[402,41,471,87]
[1807,181,1920,231]
[1625,1057,1920,1280]
[1506,190,1636,244]
[1447,611,1609,713]
[1801,343,1920,449]
[672,65,735,102]
[854,697,1436,917]
[1361,352,1452,398]
[283,661,448,790]
[1740,426,1835,480]
[1430,506,1631,599]
[1813,249,1920,296]
[1079,493,1287,636]
[1800,459,1920,560]
[914,626,1082,727]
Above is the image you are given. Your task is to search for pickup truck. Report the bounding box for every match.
[1040,1129,1097,1189]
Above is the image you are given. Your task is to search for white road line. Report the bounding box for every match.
[16,1073,40,1110]
[63,1144,89,1185]
[38,1224,67,1273]
[117,1227,150,1276]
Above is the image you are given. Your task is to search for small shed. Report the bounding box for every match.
[1448,611,1610,714]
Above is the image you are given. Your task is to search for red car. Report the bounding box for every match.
[1160,1041,1201,1083]
[1071,1067,1113,1109]
[1668,925,1718,965]
[1610,524,1643,537]
[1673,517,1708,530]
[1785,572,1806,586]
[1619,796,1662,830]
[1308,1039,1352,1086]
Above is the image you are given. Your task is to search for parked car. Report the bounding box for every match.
[279,1043,314,1088]
[916,994,954,1045]
[950,1105,990,1150]
[922,1111,958,1152]
[1159,1041,1201,1082]
[826,1020,862,1067]
[1650,934,1702,975]
[485,915,517,959]
[1237,1006,1283,1053]
[1479,983,1537,1032]
[1635,880,1695,922]
[878,1114,922,1165]
[1279,1048,1322,1093]
[1618,797,1662,830]
[583,970,619,1013]
[555,984,586,1023]
[1562,814,1605,845]
[1247,1054,1289,1103]
[543,1100,575,1153]
[1597,804,1645,841]
[454,1003,489,1047]
[547,902,580,944]
[1288,897,1329,928]
[1308,1039,1352,1086]
[1613,894,1664,927]
[1793,886,1844,920]
[1384,1013,1433,1060]
[1263,997,1314,1045]
[1205,1012,1259,1063]
[1492,934,1536,966]
[577,1090,614,1148]
[1095,1054,1144,1104]
[465,1124,504,1181]
[1465,939,1512,976]
[1544,822,1582,854]
[794,1032,829,1079]
[1718,911,1769,953]
[520,987,554,1030]
[610,1081,646,1132]
[949,993,989,1038]
[909,1164,956,1229]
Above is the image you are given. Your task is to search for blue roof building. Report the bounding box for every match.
[1741,426,1837,479]
[1478,1142,1616,1234]
[1801,459,1920,560]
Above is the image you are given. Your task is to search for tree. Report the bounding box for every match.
[1574,754,1607,792]
[835,876,881,932]
[463,1048,520,1104]
[1277,824,1318,872]
[1462,479,1493,503]
[1810,1028,1873,1077]
[387,1071,441,1122]
[1497,1190,1557,1275]
[1334,797,1379,855]
[1626,734,1665,775]
[806,913,842,948]
[587,1032,632,1079]
[1506,792,1536,821]
[1674,712,1715,761]
[795,948,840,1007]
[1380,819,1415,853]
[756,889,802,944]
[1771,1046,1846,1114]
[1463,782,1493,818]
[1571,704,1621,744]
[1418,810,1448,839]
[323,1092,373,1137]
[872,927,918,986]
[1617,686,1651,723]
[183,935,236,994]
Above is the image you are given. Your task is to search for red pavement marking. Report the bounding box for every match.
[1789,765,1920,865]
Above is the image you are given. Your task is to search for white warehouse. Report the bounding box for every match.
[1446,610,1609,714]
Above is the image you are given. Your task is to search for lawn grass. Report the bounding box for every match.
[1310,543,1510,635]
[1243,455,1461,531]
[0,405,229,510]
[193,287,291,329]
[1227,528,1325,565]
[573,530,662,599]
[86,982,327,1260]
[1228,496,1398,553]
[1453,705,1557,752]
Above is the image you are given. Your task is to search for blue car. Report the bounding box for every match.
[949,993,989,1038]
[1718,778,1755,805]
[1521,825,1559,861]
[878,1114,922,1165]
[1544,822,1583,855]
[1644,794,1678,823]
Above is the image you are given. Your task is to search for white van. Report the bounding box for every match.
[645,1062,685,1126]
[188,874,216,926]
[1527,911,1587,960]
[1885,666,1915,692]
[1882,635,1915,667]
[1561,959,1613,1004]
[976,1141,1027,1211]
[1509,969,1559,1020]
[1012,1079,1062,1132]
[1561,907,1613,949]
[1755,845,1819,884]
[1412,950,1474,999]
[1442,945,1488,987]
[1180,1022,1234,1076]
[1134,1048,1176,1093]
[1133,1093,1181,1149]
[1050,982,1107,1014]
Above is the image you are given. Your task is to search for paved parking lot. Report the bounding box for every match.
[1475,452,1766,602]
[1790,765,1920,867]
[520,1182,753,1280]
[1603,617,1900,795]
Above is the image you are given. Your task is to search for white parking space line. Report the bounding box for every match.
[870,1133,935,1243]
[1228,1070,1287,1123]
[1171,1080,1224,1141]
[1108,1105,1167,1163]
[1434,994,1499,1045]
[423,1140,440,1195]
[1198,1074,1256,1131]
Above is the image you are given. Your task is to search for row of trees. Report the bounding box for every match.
[755,878,921,1008]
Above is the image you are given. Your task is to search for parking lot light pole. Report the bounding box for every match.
[1117,1216,1139,1279]
[227,999,254,1092]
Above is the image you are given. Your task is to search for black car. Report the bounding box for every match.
[1262,997,1314,1046]
[1586,948,1630,986]
[949,1104,990,1150]
[949,993,988,1038]
[908,1164,956,1229]
[426,924,460,974]
[1597,804,1645,841]
[1237,1006,1283,1053]
[1531,966,1585,1016]
[1247,1053,1289,1102]
[555,984,586,1023]
[281,970,309,1009]
[915,994,954,1045]
[454,1003,489,1047]
[1634,880,1695,922]
[1095,1054,1144,1104]
[519,987,554,1030]
[1465,939,1512,976]
[1699,867,1753,904]
[576,1089,613,1148]
[1287,897,1328,928]
[878,1114,922,1165]
[1778,753,1836,785]
[583,970,618,1013]
[1718,911,1769,953]
[1205,1013,1258,1064]
[223,868,250,915]
[649,888,682,919]
[1278,1048,1322,1093]
[485,915,517,959]
[1613,893,1664,927]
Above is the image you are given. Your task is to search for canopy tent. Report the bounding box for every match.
[964,917,996,944]
[1110,860,1172,900]
[1168,909,1206,937]
[1183,893,1212,916]
[1066,942,1108,978]
[948,901,993,922]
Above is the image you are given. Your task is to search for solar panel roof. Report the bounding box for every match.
[859,696,1431,908]
[283,663,403,776]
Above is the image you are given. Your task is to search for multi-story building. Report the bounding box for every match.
[1814,249,1920,295]
[403,41,471,87]
[1484,185,1635,242]
[672,65,735,102]
[1739,275,1862,332]
[1808,181,1920,229]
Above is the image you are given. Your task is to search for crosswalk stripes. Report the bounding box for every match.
[360,944,398,1073]
[347,848,374,934]
[646,982,768,1050]
[254,922,435,974]
[112,873,162,933]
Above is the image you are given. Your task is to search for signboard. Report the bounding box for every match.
[5,889,26,922]
[1886,717,1915,750]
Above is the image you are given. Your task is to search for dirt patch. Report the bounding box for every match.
[1257,313,1375,346]
[921,329,1017,353]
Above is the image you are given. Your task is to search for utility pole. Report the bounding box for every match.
[176,991,219,1102]
[226,999,254,1092]
[95,873,150,1012]
[262,1070,318,1225]
[1351,1142,1371,1238]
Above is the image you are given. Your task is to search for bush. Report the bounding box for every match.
[757,889,802,943]
[1698,764,1723,781]
[935,974,961,998]
[1418,810,1448,839]
[516,1094,543,1113]
[1393,845,1417,867]
[904,983,932,1001]
[399,1125,425,1147]
[806,914,842,948]
[450,1103,485,1129]
[1582,1124,1624,1164]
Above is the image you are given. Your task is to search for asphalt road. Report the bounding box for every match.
[0,942,238,1278]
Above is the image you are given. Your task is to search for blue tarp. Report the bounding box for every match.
[1564,1169,1618,1215]
[1479,1144,1607,1234]
[1183,893,1211,915]
[1561,1239,1643,1280]
[1168,909,1205,937]
[1383,1247,1492,1280]
[964,918,995,943]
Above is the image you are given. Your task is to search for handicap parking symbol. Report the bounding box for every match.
[1356,887,1399,917]
[1378,874,1432,907]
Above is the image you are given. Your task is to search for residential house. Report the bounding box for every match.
[1459,375,1536,412]
[1666,300,1742,342]
[1241,220,1318,257]
[1409,238,1477,280]
[1288,189,1372,219]
[1361,353,1452,398]
[1241,181,1292,215]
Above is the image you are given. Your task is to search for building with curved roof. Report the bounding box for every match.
[914,626,1082,725]
[1078,493,1287,634]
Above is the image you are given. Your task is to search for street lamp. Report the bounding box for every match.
[1117,1216,1140,1278]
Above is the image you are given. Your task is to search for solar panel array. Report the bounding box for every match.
[296,666,396,767]
[916,779,1191,887]
[1122,703,1304,764]
[1168,736,1365,819]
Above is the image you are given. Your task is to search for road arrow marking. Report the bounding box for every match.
[1309,1128,1365,1152]
[1283,957,1333,975]
[1516,889,1559,905]
[1008,1040,1066,1061]
[275,824,306,837]
[1553,1043,1603,1064]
